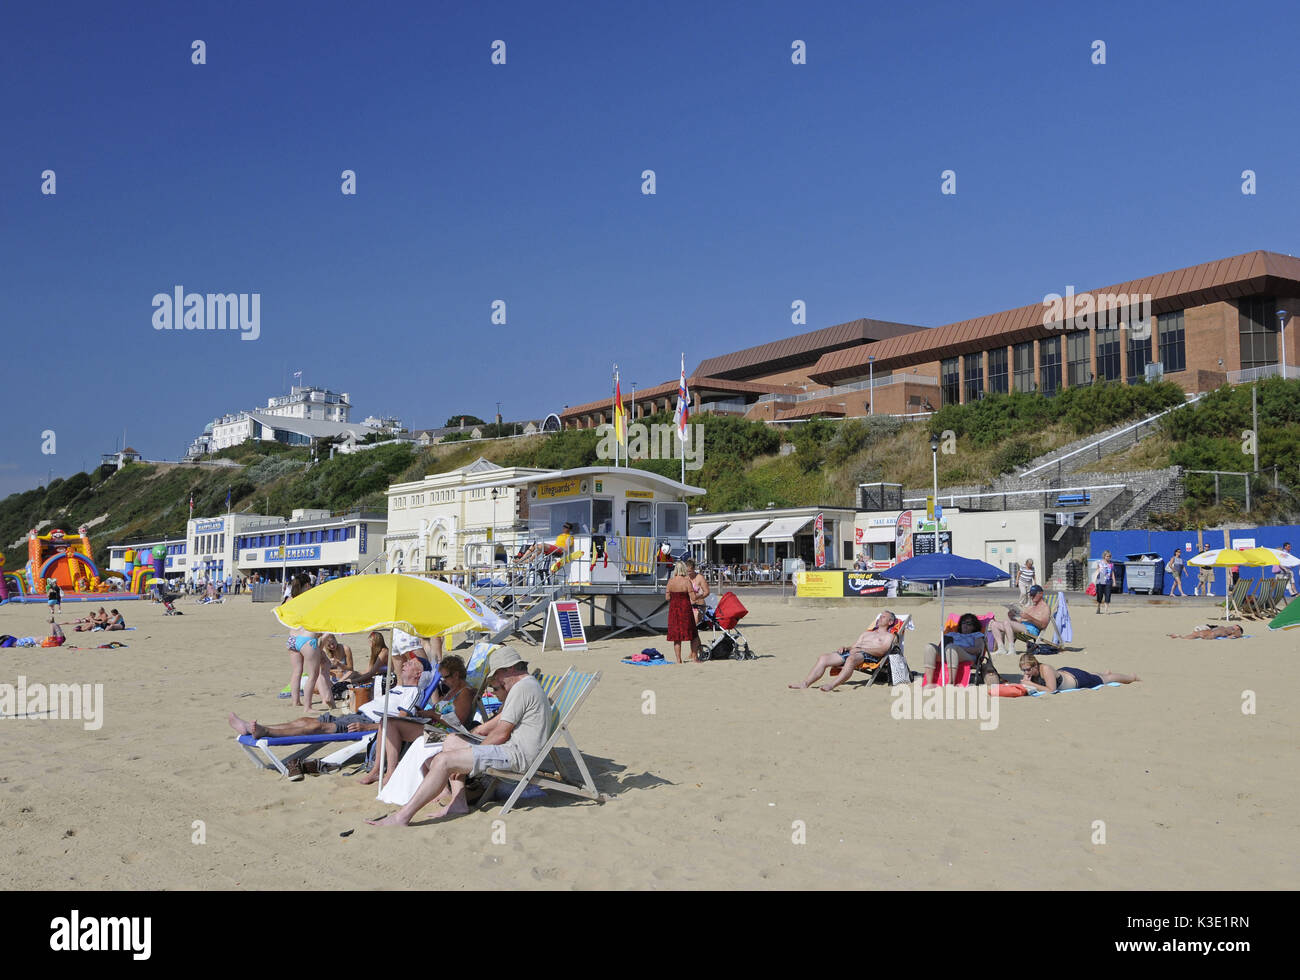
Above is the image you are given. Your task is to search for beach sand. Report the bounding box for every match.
[2,592,1296,890]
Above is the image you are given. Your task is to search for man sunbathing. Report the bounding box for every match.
[1008,585,1050,640]
[1168,624,1245,639]
[789,611,899,692]
[72,608,110,631]
[227,656,435,739]
[515,522,576,565]
[367,646,549,826]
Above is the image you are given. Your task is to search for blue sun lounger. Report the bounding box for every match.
[236,732,371,776]
[237,669,444,776]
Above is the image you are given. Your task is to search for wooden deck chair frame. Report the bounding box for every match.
[1251,578,1281,619]
[478,669,607,817]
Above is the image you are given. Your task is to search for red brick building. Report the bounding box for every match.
[560,250,1300,427]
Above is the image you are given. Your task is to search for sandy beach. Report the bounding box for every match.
[2,591,1296,890]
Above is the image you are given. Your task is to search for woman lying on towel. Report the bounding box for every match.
[359,654,476,788]
[1017,652,1139,692]
[1168,624,1245,639]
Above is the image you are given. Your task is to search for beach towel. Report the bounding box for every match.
[1053,592,1073,643]
[622,657,672,665]
[1027,682,1121,696]
[621,536,655,575]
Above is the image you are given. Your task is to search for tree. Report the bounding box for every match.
[444,415,486,428]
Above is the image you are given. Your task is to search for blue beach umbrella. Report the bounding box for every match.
[880,554,1011,680]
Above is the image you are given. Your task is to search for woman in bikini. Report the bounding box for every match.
[1018,652,1139,692]
[286,628,331,710]
[359,654,476,787]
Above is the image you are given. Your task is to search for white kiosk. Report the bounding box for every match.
[454,466,705,639]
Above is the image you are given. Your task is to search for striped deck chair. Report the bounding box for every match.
[1226,578,1254,620]
[478,669,607,817]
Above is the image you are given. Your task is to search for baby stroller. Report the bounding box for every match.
[698,591,756,661]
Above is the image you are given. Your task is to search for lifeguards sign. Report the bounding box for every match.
[536,477,582,500]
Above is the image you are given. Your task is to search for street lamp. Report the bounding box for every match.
[868,356,875,415]
[490,487,499,564]
[1278,310,1289,380]
[929,432,940,555]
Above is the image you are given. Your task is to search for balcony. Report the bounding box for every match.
[755,374,938,405]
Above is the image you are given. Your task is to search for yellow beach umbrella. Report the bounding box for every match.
[1241,547,1300,568]
[1189,548,1272,619]
[274,573,507,637]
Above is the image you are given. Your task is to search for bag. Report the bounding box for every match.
[1165,560,1174,573]
[1085,582,1097,596]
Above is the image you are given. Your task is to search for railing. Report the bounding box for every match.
[1018,393,1203,479]
[697,400,751,415]
[1226,364,1300,384]
[755,374,938,405]
[903,483,1127,509]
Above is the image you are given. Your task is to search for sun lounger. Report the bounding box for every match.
[236,731,371,776]
[477,668,607,817]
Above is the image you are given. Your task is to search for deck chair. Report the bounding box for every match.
[1013,593,1059,649]
[477,669,607,817]
[826,614,914,687]
[1250,578,1280,619]
[1226,578,1254,620]
[237,731,371,776]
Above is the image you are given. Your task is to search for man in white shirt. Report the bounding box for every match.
[368,646,549,827]
[227,656,433,738]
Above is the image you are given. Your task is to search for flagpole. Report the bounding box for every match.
[680,353,686,485]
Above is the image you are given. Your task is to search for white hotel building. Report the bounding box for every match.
[189,385,403,456]
[384,458,551,572]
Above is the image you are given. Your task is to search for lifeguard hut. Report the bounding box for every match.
[454,466,705,641]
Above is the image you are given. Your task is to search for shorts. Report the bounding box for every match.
[318,712,368,733]
[468,743,515,777]
[1022,622,1041,638]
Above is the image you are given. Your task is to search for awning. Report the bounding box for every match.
[688,520,729,543]
[858,525,896,544]
[757,516,813,542]
[714,519,771,544]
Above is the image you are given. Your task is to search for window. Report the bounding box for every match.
[963,352,984,401]
[941,357,960,406]
[1095,325,1122,381]
[1013,342,1035,392]
[1157,311,1186,373]
[987,347,1008,394]
[1238,297,1278,370]
[1127,321,1153,382]
[1067,330,1091,387]
[1039,337,1061,395]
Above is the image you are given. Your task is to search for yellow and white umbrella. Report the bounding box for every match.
[1189,548,1274,619]
[275,574,508,791]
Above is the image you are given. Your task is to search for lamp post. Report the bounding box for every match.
[490,487,499,565]
[868,356,875,415]
[929,432,940,555]
[1278,309,1289,380]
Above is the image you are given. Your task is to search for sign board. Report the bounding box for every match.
[795,571,841,598]
[1231,538,1256,550]
[926,496,935,521]
[625,489,654,499]
[844,572,891,596]
[543,599,588,651]
[359,523,367,555]
[855,528,864,545]
[536,477,582,500]
[912,531,953,556]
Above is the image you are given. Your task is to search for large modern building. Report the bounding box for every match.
[560,250,1300,428]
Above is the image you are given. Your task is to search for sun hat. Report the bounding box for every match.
[488,646,524,674]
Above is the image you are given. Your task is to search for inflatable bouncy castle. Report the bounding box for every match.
[10,525,137,603]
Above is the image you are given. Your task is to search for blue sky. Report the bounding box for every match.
[3,0,1297,499]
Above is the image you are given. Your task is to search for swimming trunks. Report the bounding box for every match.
[1022,622,1041,637]
[1059,666,1103,689]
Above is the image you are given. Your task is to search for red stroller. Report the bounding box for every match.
[698,592,756,661]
